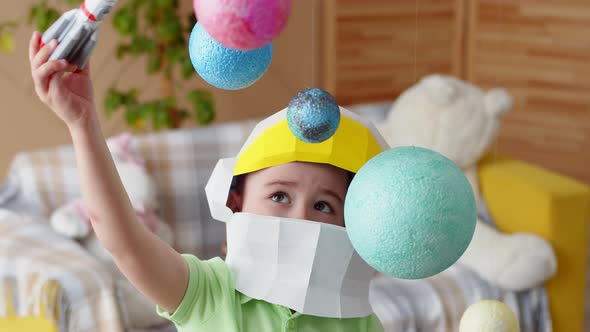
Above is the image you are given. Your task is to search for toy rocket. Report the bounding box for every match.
[41,0,118,68]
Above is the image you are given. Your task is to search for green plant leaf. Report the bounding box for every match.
[28,6,39,25]
[129,0,148,10]
[0,31,15,53]
[123,89,139,106]
[147,55,162,74]
[116,44,130,59]
[46,9,60,30]
[187,13,198,33]
[128,35,156,54]
[26,1,59,31]
[155,0,177,9]
[157,16,182,42]
[144,3,159,25]
[164,46,184,64]
[125,106,144,129]
[178,109,190,120]
[188,89,215,125]
[181,57,195,80]
[104,89,123,115]
[151,107,172,130]
[0,21,18,30]
[112,8,137,35]
[160,96,177,109]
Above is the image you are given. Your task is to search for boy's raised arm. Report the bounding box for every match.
[29,31,188,314]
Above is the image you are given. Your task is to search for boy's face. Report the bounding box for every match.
[229,162,350,227]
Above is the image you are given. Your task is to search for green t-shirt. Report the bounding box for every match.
[157,254,384,332]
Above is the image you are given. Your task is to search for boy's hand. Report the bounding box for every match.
[29,31,95,128]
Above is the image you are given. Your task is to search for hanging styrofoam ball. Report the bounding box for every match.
[193,0,292,51]
[459,300,520,332]
[344,146,476,279]
[189,22,272,90]
[287,88,341,143]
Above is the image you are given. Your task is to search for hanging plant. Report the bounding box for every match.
[8,0,215,130]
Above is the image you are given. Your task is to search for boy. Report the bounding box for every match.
[29,32,385,331]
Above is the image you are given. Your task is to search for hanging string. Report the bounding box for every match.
[312,0,316,88]
[493,0,505,162]
[262,1,317,97]
[413,0,420,83]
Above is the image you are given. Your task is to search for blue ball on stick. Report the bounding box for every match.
[344,146,477,279]
[188,22,272,90]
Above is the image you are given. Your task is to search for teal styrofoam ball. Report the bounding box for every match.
[188,22,272,90]
[287,88,340,143]
[344,146,477,279]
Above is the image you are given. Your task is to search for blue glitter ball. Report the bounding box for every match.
[188,22,272,90]
[344,147,476,279]
[287,88,341,143]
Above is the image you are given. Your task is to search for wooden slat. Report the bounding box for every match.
[322,0,338,93]
[467,0,590,185]
[321,0,464,105]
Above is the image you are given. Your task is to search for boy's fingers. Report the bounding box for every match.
[67,64,78,72]
[31,39,58,70]
[33,60,70,93]
[79,62,90,75]
[28,31,41,63]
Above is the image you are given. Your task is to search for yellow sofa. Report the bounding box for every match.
[479,156,590,332]
[1,157,589,332]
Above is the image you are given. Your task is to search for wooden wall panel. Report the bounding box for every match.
[467,0,590,184]
[322,0,464,105]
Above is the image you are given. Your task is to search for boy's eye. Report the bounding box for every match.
[271,192,290,204]
[314,201,333,214]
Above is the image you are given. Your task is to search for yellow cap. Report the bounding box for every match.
[234,108,388,176]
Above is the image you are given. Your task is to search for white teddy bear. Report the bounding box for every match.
[378,74,557,291]
[50,133,173,328]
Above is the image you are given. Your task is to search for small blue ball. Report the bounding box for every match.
[188,22,272,90]
[344,147,476,279]
[287,88,340,143]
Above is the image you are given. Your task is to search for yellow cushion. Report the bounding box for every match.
[478,156,590,332]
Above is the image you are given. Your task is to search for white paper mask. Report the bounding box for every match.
[225,212,376,318]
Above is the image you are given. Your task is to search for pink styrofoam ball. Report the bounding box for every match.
[193,0,292,51]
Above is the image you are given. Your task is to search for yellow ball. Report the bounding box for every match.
[459,300,520,332]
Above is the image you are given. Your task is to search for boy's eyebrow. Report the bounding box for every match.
[265,180,298,187]
[320,188,344,204]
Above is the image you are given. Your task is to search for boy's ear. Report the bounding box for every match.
[227,191,243,213]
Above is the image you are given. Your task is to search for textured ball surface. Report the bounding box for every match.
[459,300,520,332]
[193,0,292,50]
[189,23,272,90]
[287,88,341,143]
[344,146,476,279]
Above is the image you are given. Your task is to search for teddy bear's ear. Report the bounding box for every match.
[117,132,132,150]
[420,74,458,106]
[484,89,512,116]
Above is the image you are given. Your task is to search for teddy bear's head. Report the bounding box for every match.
[378,74,512,168]
[106,133,158,212]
